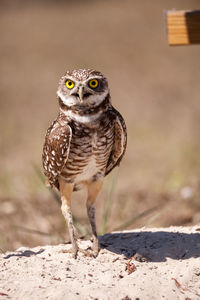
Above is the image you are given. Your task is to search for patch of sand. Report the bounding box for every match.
[1,226,200,300]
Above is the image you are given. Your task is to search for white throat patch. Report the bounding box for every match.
[61,109,102,123]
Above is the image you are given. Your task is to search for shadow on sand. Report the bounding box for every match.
[4,249,44,259]
[99,230,200,262]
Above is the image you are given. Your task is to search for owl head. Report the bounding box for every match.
[57,69,110,108]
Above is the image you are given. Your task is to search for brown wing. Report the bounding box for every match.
[42,117,72,189]
[105,107,127,176]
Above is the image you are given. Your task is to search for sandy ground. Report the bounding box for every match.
[0,226,200,300]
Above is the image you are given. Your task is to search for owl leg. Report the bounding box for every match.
[59,179,78,259]
[87,179,103,257]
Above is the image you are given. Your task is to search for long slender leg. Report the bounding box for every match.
[87,179,103,257]
[59,179,78,258]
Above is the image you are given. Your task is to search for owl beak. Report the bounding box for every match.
[78,86,84,102]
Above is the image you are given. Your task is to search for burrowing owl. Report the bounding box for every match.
[42,69,127,258]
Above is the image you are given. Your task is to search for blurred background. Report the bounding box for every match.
[0,0,200,251]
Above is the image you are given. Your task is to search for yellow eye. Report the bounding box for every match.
[89,79,99,89]
[66,79,75,89]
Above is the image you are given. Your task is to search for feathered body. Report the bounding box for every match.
[42,69,127,258]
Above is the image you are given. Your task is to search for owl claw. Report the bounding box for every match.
[59,246,78,259]
[73,249,78,259]
[60,246,100,259]
[91,238,100,258]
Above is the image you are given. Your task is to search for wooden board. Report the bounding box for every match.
[165,10,200,45]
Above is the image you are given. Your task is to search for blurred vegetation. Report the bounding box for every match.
[0,0,200,251]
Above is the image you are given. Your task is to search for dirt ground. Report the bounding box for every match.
[1,226,200,300]
[1,0,200,252]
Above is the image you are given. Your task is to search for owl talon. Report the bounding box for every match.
[74,246,100,258]
[60,247,78,259]
[73,249,78,259]
[79,248,95,258]
[60,246,99,258]
[91,238,100,257]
